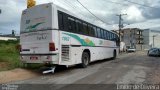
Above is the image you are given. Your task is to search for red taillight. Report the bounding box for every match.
[16,44,22,52]
[49,42,55,51]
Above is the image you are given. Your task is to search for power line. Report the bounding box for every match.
[57,0,86,18]
[123,0,158,9]
[59,0,97,23]
[77,0,112,25]
[64,0,93,20]
[106,0,129,6]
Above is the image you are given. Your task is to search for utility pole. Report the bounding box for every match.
[116,14,127,53]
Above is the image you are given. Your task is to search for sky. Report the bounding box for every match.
[0,0,160,35]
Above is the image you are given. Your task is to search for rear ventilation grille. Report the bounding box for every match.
[61,45,70,61]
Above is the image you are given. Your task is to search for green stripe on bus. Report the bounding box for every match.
[63,33,95,46]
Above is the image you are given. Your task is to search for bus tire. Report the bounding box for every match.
[80,52,90,68]
[112,50,117,60]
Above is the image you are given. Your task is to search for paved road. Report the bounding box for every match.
[5,51,160,90]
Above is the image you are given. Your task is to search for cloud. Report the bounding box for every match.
[125,18,160,29]
[121,5,145,22]
[0,0,26,34]
[0,0,160,34]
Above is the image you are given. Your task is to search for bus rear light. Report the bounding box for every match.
[49,42,55,51]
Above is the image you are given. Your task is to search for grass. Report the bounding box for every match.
[0,40,21,71]
[0,40,44,71]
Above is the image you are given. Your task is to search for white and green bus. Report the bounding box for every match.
[20,3,119,68]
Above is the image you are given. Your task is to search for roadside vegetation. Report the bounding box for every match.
[0,40,20,71]
[0,40,43,71]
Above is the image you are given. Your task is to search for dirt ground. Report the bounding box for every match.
[0,51,160,85]
[0,68,40,84]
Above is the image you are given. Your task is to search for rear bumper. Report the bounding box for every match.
[20,54,59,64]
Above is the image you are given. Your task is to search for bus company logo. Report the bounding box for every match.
[25,22,45,31]
[63,33,95,46]
[84,38,90,44]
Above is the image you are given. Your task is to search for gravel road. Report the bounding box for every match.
[1,51,160,90]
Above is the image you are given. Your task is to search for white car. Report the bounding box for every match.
[127,48,136,52]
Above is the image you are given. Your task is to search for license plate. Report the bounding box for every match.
[30,56,38,60]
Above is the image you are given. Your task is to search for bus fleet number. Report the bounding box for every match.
[62,37,70,41]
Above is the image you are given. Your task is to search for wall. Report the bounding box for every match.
[143,29,160,49]
[0,37,17,41]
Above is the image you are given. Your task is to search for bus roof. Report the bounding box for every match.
[23,3,116,35]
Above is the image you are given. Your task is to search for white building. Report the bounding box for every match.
[0,35,17,41]
[143,29,160,49]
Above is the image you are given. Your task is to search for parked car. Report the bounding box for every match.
[127,48,136,52]
[148,48,160,56]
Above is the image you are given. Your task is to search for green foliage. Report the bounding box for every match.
[0,40,21,71]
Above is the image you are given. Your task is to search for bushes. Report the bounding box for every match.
[0,40,20,71]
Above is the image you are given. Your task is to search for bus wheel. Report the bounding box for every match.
[80,52,90,68]
[112,50,117,60]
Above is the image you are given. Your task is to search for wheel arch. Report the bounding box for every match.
[83,49,91,61]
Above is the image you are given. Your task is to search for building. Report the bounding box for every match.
[0,35,18,41]
[143,29,160,49]
[113,28,143,50]
[0,30,19,41]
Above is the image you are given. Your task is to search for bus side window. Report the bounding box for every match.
[97,28,101,38]
[58,11,64,30]
[76,20,82,34]
[91,26,95,37]
[68,17,76,32]
[88,25,94,37]
[63,13,68,31]
[108,32,111,40]
[101,29,104,39]
[93,26,97,37]
[106,31,108,40]
[106,31,109,40]
[111,33,113,40]
[104,30,107,40]
[82,23,88,35]
[114,34,116,41]
[111,33,114,41]
[88,24,91,36]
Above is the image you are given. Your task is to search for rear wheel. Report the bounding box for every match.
[112,50,117,60]
[80,52,90,68]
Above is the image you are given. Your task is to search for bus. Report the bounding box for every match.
[20,3,119,69]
